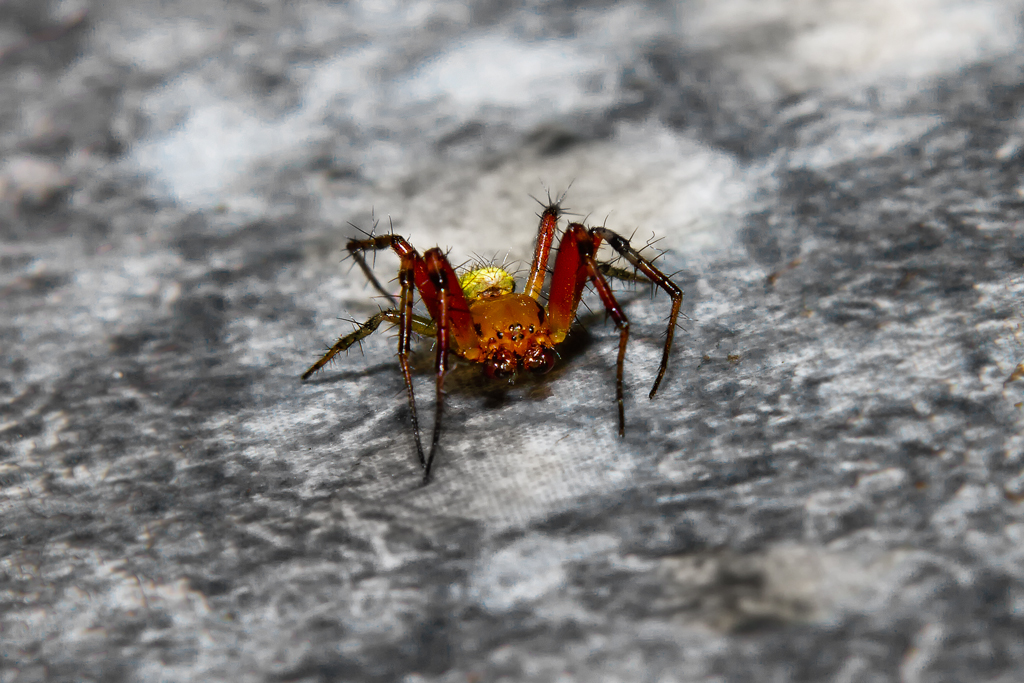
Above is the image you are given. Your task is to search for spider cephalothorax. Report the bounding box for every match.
[302,198,683,482]
[456,266,557,379]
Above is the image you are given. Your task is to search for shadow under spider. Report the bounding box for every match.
[299,360,399,385]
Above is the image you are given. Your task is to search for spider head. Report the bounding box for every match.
[467,293,556,381]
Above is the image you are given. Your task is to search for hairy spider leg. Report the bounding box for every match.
[546,223,605,339]
[310,234,462,474]
[591,227,683,398]
[300,309,434,380]
[339,235,431,467]
[408,249,478,354]
[396,250,428,469]
[546,223,633,435]
[348,238,399,307]
[524,203,561,300]
[597,263,645,282]
[424,250,449,482]
[419,248,479,482]
[546,223,685,436]
[307,234,481,481]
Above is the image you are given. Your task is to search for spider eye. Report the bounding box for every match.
[524,346,555,375]
[485,350,516,381]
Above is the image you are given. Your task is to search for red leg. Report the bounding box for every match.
[524,203,561,300]
[591,228,683,398]
[348,232,480,333]
[547,223,631,435]
[344,237,480,481]
[303,240,430,469]
[412,250,479,356]
[547,222,595,342]
[421,248,474,482]
[344,235,432,468]
[350,235,476,353]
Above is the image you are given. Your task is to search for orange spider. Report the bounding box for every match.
[302,199,683,482]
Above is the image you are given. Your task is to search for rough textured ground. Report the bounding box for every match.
[4,1,1024,681]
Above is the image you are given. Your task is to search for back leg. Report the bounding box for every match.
[590,227,683,398]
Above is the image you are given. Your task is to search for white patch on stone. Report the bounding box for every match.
[470,534,619,612]
[681,0,1020,95]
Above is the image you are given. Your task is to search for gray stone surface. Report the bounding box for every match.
[4,1,1024,681]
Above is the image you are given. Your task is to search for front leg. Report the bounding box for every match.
[419,247,478,483]
[346,233,422,306]
[392,254,428,469]
[547,223,631,436]
[303,236,435,473]
[523,200,562,300]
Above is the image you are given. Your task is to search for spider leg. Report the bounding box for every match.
[424,250,449,483]
[547,223,630,436]
[419,248,476,483]
[587,260,630,437]
[309,233,448,473]
[396,252,428,470]
[300,309,436,380]
[524,202,562,300]
[411,251,479,354]
[302,309,395,380]
[347,235,414,306]
[591,227,683,398]
[597,262,646,283]
[341,234,478,481]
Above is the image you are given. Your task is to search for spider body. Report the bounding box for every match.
[302,200,683,483]
[460,289,555,377]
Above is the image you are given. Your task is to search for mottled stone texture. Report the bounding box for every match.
[4,1,1024,681]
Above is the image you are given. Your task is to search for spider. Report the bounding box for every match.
[302,199,683,483]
